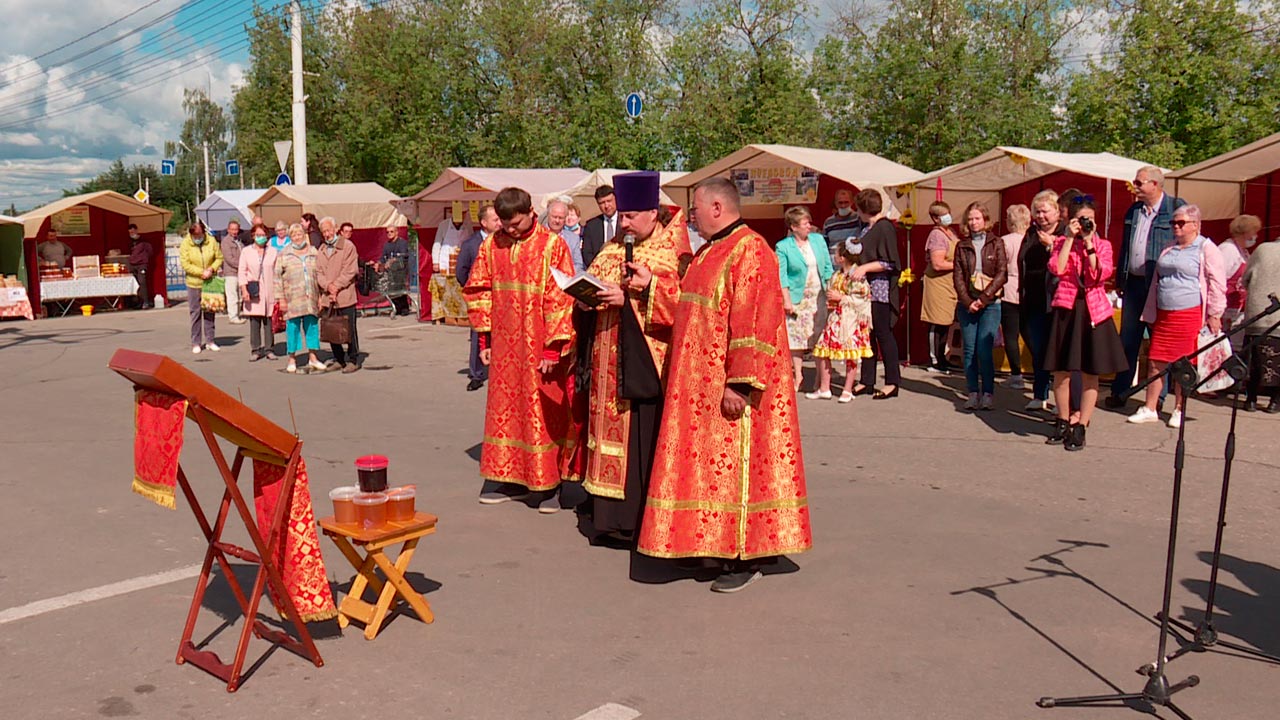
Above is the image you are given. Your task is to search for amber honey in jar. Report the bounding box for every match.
[385,486,415,521]
[329,486,360,525]
[353,492,388,529]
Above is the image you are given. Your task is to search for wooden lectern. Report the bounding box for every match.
[108,349,323,692]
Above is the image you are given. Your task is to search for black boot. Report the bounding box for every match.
[1065,423,1086,452]
[1045,418,1067,445]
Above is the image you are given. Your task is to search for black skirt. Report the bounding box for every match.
[1045,296,1128,375]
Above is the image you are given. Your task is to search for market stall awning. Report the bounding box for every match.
[250,183,406,229]
[904,146,1160,226]
[196,189,268,231]
[662,144,923,219]
[541,169,686,221]
[399,168,590,224]
[19,190,173,236]
[1168,131,1280,220]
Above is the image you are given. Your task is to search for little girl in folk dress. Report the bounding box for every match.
[809,239,874,402]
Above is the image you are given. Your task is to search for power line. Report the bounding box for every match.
[0,0,171,74]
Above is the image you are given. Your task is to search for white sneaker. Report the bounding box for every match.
[191,345,202,355]
[963,392,979,410]
[1167,410,1183,429]
[1024,398,1047,412]
[308,359,328,372]
[804,390,832,400]
[925,366,947,375]
[1005,375,1025,390]
[205,342,220,352]
[980,393,994,411]
[286,360,297,374]
[1128,407,1160,424]
[838,392,854,403]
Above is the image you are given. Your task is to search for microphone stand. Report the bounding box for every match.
[1139,296,1280,672]
[1037,293,1280,719]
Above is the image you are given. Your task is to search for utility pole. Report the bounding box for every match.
[202,142,211,199]
[290,0,308,185]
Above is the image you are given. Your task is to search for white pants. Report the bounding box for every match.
[223,275,241,321]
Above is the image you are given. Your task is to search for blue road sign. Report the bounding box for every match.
[275,172,291,186]
[625,92,643,119]
[225,160,240,176]
[160,159,176,176]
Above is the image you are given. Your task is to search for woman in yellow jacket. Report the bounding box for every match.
[179,221,223,354]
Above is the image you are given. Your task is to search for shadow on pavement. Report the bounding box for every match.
[1180,552,1280,659]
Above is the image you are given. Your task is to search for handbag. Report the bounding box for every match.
[320,306,351,345]
[270,302,286,334]
[200,276,227,313]
[1196,328,1234,394]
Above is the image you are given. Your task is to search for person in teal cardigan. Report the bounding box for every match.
[776,206,835,390]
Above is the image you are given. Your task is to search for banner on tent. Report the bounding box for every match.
[462,179,488,193]
[53,207,91,236]
[730,167,819,205]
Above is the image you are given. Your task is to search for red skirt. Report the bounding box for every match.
[1148,307,1201,363]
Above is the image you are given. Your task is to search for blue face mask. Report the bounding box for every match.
[192,234,204,245]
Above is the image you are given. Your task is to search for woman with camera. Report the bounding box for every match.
[1043,197,1126,449]
[1128,205,1225,428]
[951,202,1007,410]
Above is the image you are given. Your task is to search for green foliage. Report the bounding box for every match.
[1063,0,1280,168]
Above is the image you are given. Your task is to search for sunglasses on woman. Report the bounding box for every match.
[1172,219,1196,228]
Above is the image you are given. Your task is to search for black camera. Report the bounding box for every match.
[1078,217,1095,235]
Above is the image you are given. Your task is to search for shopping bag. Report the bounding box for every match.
[200,277,227,314]
[320,307,350,345]
[1196,328,1234,394]
[270,302,286,334]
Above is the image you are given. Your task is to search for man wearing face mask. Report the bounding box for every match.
[462,187,576,514]
[127,223,153,309]
[822,188,866,264]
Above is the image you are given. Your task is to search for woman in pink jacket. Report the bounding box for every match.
[1128,204,1226,429]
[1044,197,1127,450]
[238,223,278,362]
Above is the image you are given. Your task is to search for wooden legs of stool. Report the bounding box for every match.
[329,535,434,639]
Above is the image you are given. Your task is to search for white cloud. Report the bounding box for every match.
[0,0,253,210]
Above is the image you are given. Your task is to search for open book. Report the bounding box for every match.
[551,266,608,307]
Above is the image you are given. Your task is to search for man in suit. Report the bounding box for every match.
[1106,165,1186,408]
[456,205,501,391]
[579,184,617,270]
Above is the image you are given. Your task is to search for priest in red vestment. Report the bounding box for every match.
[579,171,683,541]
[637,176,812,592]
[463,187,576,514]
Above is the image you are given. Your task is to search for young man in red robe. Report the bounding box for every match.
[637,176,813,592]
[462,187,576,513]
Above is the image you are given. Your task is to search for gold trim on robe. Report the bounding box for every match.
[638,223,813,561]
[463,223,576,491]
[580,213,683,500]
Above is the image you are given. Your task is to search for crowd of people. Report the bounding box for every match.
[176,213,411,374]
[773,166,1280,449]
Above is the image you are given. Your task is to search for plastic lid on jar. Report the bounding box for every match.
[329,486,360,501]
[386,486,415,500]
[353,492,388,506]
[355,454,389,471]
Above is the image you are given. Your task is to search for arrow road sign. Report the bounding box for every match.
[625,92,643,119]
[225,160,240,177]
[160,159,176,176]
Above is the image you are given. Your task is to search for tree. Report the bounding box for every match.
[814,0,1090,171]
[164,88,232,194]
[1062,0,1280,168]
[67,159,195,230]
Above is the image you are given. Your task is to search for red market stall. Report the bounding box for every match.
[20,191,171,316]
[1169,131,1280,242]
[901,147,1159,366]
[395,168,589,322]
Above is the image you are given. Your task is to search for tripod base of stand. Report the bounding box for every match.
[1038,672,1199,720]
[1137,613,1280,672]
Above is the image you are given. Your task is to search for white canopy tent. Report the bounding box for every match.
[662,144,924,220]
[540,169,686,221]
[20,190,173,236]
[1168,131,1280,220]
[250,183,407,229]
[195,189,267,231]
[905,147,1159,234]
[397,168,589,225]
